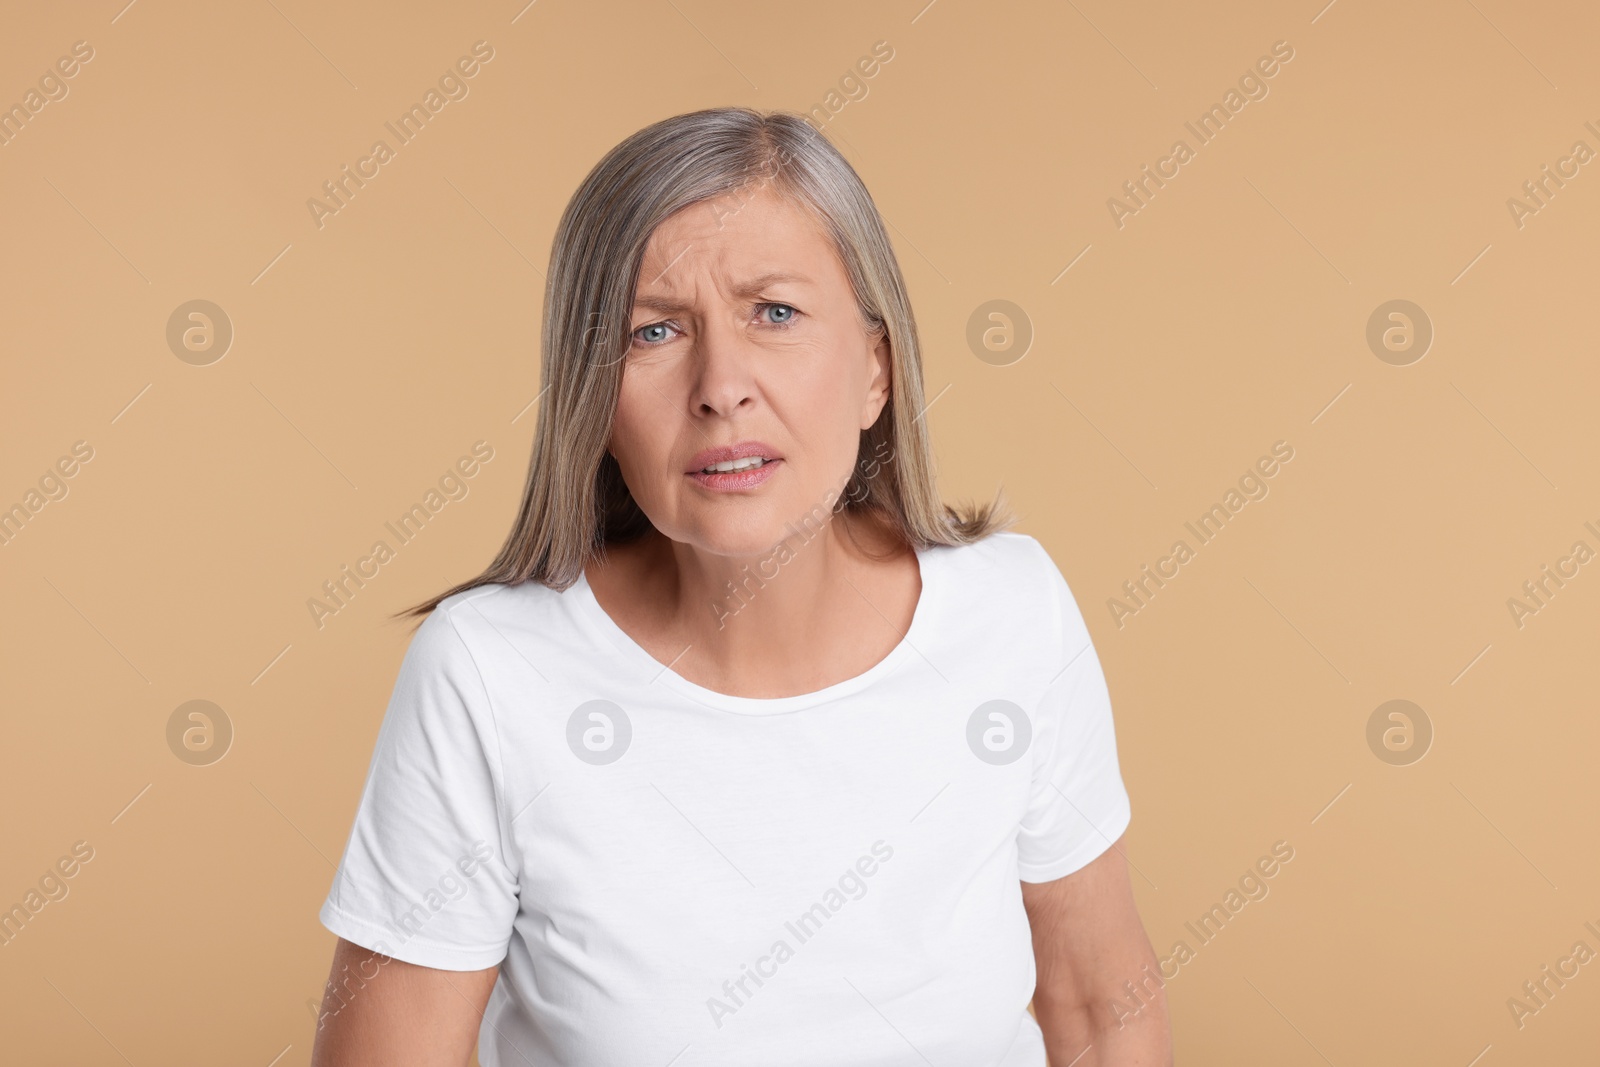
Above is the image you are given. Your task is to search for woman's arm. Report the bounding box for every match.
[1022,834,1173,1066]
[309,937,500,1067]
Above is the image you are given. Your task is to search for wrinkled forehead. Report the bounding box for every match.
[633,187,838,306]
[646,182,832,257]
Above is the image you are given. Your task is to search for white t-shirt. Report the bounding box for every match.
[320,530,1132,1066]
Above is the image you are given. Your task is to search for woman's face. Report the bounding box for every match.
[608,184,891,558]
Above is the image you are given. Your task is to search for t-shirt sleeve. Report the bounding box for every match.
[319,603,520,970]
[1015,542,1133,883]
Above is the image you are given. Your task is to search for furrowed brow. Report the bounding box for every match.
[729,270,811,297]
[632,271,812,314]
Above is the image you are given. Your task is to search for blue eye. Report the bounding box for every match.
[760,303,798,325]
[634,322,674,345]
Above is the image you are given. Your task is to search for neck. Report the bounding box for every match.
[597,508,914,697]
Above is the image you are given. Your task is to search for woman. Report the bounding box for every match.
[312,106,1171,1066]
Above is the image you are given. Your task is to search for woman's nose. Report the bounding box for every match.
[690,313,759,417]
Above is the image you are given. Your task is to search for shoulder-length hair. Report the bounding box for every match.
[401,106,1008,620]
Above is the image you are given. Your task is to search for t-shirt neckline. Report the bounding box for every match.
[569,541,940,715]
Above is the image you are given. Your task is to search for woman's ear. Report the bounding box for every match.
[860,329,892,430]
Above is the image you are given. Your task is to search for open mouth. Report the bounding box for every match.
[687,452,782,491]
[699,456,772,474]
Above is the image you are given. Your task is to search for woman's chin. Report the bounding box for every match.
[682,510,836,560]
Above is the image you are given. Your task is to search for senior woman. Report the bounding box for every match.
[311,107,1172,1066]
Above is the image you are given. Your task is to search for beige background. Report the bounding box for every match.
[3,0,1597,1063]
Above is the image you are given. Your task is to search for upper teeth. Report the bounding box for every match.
[704,457,767,473]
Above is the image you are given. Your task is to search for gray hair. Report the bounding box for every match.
[403,106,1008,620]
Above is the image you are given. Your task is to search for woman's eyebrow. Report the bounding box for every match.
[632,271,812,313]
[730,270,812,296]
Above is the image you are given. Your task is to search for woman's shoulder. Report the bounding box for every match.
[404,579,579,668]
[933,529,1066,586]
[431,577,564,618]
[931,531,1090,645]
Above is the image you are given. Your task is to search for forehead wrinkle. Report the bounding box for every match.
[632,269,814,315]
[633,187,829,315]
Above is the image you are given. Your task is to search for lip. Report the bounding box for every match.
[685,441,782,473]
[685,440,783,492]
